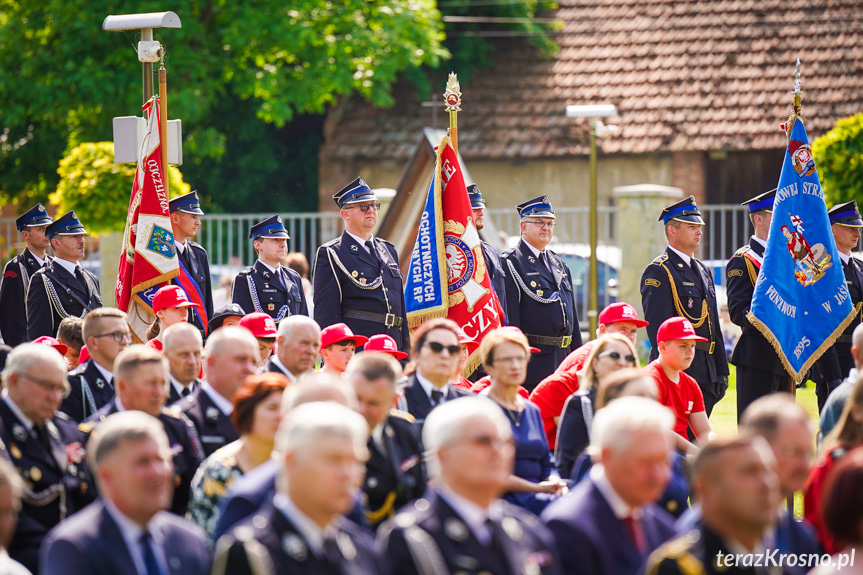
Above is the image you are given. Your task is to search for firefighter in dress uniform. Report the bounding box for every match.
[232,215,308,321]
[0,203,53,346]
[169,191,214,337]
[726,189,788,420]
[312,178,409,351]
[501,195,580,391]
[26,211,102,341]
[640,196,729,416]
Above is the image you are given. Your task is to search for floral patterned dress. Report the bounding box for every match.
[186,440,244,540]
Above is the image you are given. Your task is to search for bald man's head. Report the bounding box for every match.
[853,323,863,369]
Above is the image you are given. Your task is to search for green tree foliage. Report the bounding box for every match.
[52,142,190,234]
[813,113,863,206]
[0,0,447,210]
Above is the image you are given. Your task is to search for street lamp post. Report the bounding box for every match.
[565,105,618,338]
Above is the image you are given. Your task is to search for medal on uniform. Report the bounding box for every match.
[688,298,693,309]
[530,281,537,287]
[9,444,21,459]
[351,271,358,278]
[268,304,275,311]
[360,278,367,285]
[205,407,220,421]
[30,467,42,482]
[537,290,543,297]
[444,518,469,542]
[12,424,26,442]
[282,533,308,561]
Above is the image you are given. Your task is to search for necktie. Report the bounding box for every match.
[365,240,381,269]
[33,425,50,452]
[430,389,444,407]
[74,266,87,289]
[139,531,163,575]
[689,258,703,286]
[322,534,342,574]
[623,515,646,555]
[181,386,191,398]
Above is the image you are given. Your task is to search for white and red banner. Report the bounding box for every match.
[115,97,178,342]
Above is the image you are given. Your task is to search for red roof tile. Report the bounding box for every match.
[321,0,863,161]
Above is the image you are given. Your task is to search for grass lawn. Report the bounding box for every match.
[708,365,820,518]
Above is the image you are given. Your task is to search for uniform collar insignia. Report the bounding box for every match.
[205,406,220,421]
[527,256,536,264]
[95,378,105,389]
[350,244,359,253]
[501,516,523,541]
[12,424,27,442]
[444,517,469,542]
[282,532,308,561]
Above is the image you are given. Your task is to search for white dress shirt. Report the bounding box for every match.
[200,382,234,415]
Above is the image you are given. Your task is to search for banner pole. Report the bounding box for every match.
[158,49,169,196]
[444,73,462,155]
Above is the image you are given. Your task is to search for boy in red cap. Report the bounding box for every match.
[238,312,279,368]
[645,317,716,454]
[363,334,408,360]
[530,302,648,449]
[319,323,368,377]
[148,285,202,351]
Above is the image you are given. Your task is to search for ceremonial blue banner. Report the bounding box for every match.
[405,174,447,323]
[749,118,856,381]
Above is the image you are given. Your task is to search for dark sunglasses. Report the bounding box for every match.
[425,341,461,355]
[598,350,636,363]
[347,202,381,213]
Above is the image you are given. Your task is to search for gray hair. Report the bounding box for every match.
[279,372,358,415]
[739,393,812,441]
[87,411,170,475]
[422,396,512,480]
[203,325,258,359]
[589,396,674,458]
[0,458,23,507]
[344,353,402,391]
[1,343,67,387]
[162,322,202,351]
[277,315,321,341]
[275,401,368,459]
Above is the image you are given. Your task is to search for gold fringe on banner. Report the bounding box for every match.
[406,135,452,332]
[747,304,857,383]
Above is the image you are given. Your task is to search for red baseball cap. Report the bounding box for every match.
[79,345,90,364]
[599,302,649,328]
[364,334,408,360]
[239,312,278,338]
[33,336,68,356]
[321,323,369,350]
[656,317,708,343]
[152,285,202,314]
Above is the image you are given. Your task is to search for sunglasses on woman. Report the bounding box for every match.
[425,341,461,355]
[597,350,636,364]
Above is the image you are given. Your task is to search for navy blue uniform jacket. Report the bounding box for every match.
[542,478,676,575]
[232,260,308,321]
[313,231,409,350]
[0,248,47,345]
[378,490,562,575]
[26,259,101,340]
[0,400,94,573]
[396,374,471,434]
[62,360,116,423]
[173,241,214,335]
[502,238,580,387]
[174,387,239,458]
[41,500,210,575]
[641,247,729,384]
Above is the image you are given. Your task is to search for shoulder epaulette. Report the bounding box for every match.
[188,240,204,249]
[733,245,752,257]
[651,253,669,265]
[54,411,72,423]
[388,408,415,423]
[320,237,339,249]
[78,421,97,434]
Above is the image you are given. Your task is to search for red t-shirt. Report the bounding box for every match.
[645,360,705,439]
[554,340,595,374]
[529,369,583,450]
[803,444,858,554]
[146,338,163,351]
[450,376,473,391]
